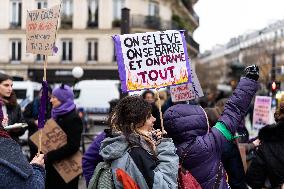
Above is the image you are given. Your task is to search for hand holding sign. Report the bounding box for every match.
[30,119,82,183]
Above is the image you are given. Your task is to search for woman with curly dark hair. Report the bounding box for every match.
[99,95,179,189]
[0,73,25,142]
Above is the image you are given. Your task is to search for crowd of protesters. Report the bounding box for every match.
[1,64,284,189]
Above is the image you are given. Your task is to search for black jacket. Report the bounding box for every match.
[6,104,25,141]
[45,109,83,189]
[246,121,284,189]
[0,137,45,189]
[222,141,248,189]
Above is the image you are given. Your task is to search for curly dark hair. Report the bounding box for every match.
[109,95,152,137]
[141,90,154,100]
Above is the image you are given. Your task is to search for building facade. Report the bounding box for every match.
[0,0,199,83]
[197,20,284,92]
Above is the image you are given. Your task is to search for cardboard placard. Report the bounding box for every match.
[30,119,82,183]
[113,30,191,92]
[26,5,60,55]
[253,96,272,129]
[190,65,204,98]
[238,144,247,172]
[170,83,195,102]
[170,65,204,102]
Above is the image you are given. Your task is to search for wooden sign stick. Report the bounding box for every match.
[38,55,48,155]
[156,88,165,135]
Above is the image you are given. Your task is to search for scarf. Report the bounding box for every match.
[127,132,156,156]
[51,99,76,120]
[0,99,10,138]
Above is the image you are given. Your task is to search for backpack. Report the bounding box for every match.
[178,143,202,189]
[88,162,115,189]
[178,164,202,189]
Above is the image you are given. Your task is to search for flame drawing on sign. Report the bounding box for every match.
[126,68,189,91]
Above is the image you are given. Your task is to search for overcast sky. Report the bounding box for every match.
[194,0,284,53]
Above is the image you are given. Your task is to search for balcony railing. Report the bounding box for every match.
[131,15,172,30]
[185,33,199,52]
[181,0,191,9]
[87,21,98,28]
[112,19,121,28]
[180,0,199,24]
[61,15,73,29]
[191,11,199,24]
[10,22,21,28]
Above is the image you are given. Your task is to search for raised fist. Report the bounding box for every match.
[244,65,259,81]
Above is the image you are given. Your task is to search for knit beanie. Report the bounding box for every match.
[52,84,74,103]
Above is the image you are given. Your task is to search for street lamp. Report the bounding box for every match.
[72,66,84,87]
[72,66,84,79]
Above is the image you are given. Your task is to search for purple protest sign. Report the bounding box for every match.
[38,81,48,129]
[113,30,191,93]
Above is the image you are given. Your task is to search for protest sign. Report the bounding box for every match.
[170,63,204,102]
[170,83,195,102]
[30,119,82,183]
[253,96,272,129]
[238,144,247,172]
[113,30,191,92]
[190,64,204,98]
[26,5,60,55]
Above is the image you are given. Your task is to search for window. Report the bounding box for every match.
[13,89,26,99]
[88,0,99,27]
[62,40,72,62]
[36,54,46,63]
[10,0,22,28]
[148,1,159,17]
[61,0,73,28]
[73,89,80,99]
[87,40,98,62]
[112,0,125,27]
[113,0,125,20]
[36,0,47,9]
[146,1,160,29]
[62,0,73,17]
[10,40,21,62]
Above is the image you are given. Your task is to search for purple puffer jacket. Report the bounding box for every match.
[164,77,258,189]
[82,132,106,185]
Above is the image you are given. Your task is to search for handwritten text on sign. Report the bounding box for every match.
[113,30,191,92]
[253,96,271,129]
[170,83,195,102]
[170,62,204,102]
[30,119,82,183]
[26,5,60,55]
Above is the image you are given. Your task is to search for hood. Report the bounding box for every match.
[164,104,209,144]
[259,121,284,142]
[99,135,129,161]
[0,138,33,179]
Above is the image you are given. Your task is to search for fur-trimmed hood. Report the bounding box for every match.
[258,121,284,142]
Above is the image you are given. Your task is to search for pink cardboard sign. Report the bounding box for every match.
[26,5,60,55]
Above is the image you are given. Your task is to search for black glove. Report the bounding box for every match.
[244,65,259,81]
